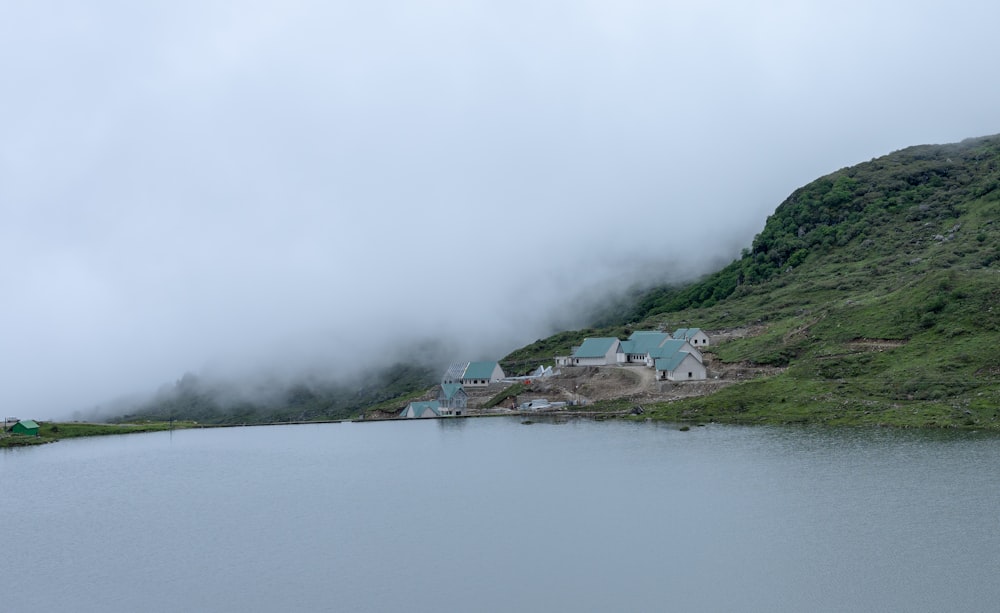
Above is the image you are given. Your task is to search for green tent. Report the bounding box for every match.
[11,420,39,436]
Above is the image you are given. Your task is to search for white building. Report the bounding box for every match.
[565,337,621,366]
[673,328,710,347]
[654,351,707,381]
[646,339,703,366]
[460,361,506,387]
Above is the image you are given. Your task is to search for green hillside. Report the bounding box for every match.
[115,135,999,428]
[505,134,1000,428]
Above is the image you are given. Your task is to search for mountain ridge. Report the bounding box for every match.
[114,134,1000,427]
[503,134,1000,427]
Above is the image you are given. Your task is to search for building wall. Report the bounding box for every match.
[461,378,490,387]
[462,364,505,386]
[572,356,611,367]
[688,331,710,347]
[681,343,703,362]
[582,340,620,365]
[12,422,38,436]
[658,355,707,381]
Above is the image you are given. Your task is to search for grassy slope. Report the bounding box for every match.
[503,135,1000,428]
[0,421,199,447]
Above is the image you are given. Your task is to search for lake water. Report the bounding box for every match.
[3,418,999,612]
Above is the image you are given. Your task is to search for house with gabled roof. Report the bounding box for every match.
[566,337,621,366]
[619,331,672,363]
[437,383,468,413]
[461,361,505,387]
[401,401,443,419]
[647,339,703,366]
[673,328,710,347]
[654,351,707,381]
[11,419,39,436]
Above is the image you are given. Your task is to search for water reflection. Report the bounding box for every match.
[2,419,998,613]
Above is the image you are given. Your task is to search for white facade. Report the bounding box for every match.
[460,362,506,387]
[687,330,710,347]
[570,338,621,366]
[656,353,707,381]
[645,341,703,367]
[572,355,616,367]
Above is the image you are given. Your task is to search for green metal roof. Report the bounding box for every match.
[572,337,619,358]
[463,361,500,380]
[648,339,690,359]
[440,383,465,400]
[654,351,693,372]
[17,420,39,429]
[621,332,670,355]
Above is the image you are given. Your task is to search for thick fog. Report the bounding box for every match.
[3,1,998,418]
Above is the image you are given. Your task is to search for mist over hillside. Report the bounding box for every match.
[4,2,1000,420]
[116,134,1000,425]
[504,134,1000,428]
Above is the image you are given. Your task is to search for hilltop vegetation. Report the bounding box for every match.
[616,135,1000,321]
[506,135,1000,428]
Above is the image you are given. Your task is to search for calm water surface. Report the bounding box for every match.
[3,418,999,612]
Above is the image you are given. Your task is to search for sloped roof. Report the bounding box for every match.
[655,351,694,372]
[440,383,466,400]
[402,401,441,418]
[16,419,39,429]
[673,328,702,340]
[620,332,670,355]
[572,337,619,358]
[463,361,501,380]
[648,339,691,359]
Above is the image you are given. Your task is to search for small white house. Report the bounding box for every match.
[400,401,442,418]
[654,351,707,381]
[646,339,703,366]
[568,337,621,366]
[673,328,710,347]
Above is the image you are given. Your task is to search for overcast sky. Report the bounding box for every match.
[2,1,998,418]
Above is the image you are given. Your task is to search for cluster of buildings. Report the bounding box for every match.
[399,328,711,418]
[400,361,505,418]
[555,328,710,381]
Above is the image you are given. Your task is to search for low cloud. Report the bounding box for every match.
[2,1,999,418]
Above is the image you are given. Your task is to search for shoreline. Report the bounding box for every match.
[5,406,997,449]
